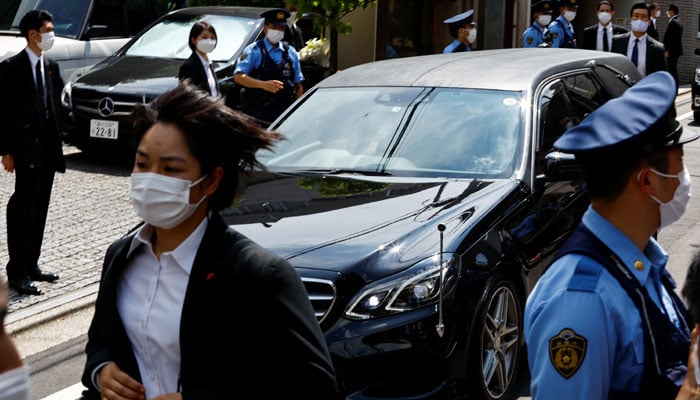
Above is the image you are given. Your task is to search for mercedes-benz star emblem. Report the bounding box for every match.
[97,97,115,117]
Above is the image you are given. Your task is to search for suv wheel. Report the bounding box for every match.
[468,274,523,400]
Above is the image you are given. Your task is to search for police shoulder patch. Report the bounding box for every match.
[551,32,559,39]
[548,328,587,379]
[527,37,534,45]
[240,53,248,61]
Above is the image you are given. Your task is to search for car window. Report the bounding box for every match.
[265,86,523,178]
[10,0,91,38]
[90,0,170,38]
[125,14,258,62]
[537,73,612,163]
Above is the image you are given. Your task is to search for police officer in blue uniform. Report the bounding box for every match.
[546,0,578,48]
[523,0,553,47]
[525,71,700,400]
[233,8,304,126]
[442,9,477,53]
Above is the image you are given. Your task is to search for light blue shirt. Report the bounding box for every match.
[442,39,471,53]
[548,15,574,48]
[524,206,680,399]
[522,22,546,48]
[234,38,304,84]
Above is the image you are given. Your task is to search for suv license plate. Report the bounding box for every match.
[89,119,119,140]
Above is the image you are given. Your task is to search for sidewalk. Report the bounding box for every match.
[3,85,695,337]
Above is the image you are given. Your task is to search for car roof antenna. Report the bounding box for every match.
[436,223,446,338]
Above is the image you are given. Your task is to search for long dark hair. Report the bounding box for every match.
[131,82,283,211]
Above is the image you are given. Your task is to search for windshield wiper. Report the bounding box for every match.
[306,168,393,176]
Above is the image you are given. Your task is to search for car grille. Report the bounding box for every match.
[72,89,149,118]
[301,277,336,324]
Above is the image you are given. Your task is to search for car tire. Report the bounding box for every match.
[467,274,523,400]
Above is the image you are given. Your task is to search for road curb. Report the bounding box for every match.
[6,283,98,336]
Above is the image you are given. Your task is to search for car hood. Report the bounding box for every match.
[72,56,181,95]
[223,172,520,281]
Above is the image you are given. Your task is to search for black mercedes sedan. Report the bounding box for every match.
[222,49,642,400]
[60,6,266,156]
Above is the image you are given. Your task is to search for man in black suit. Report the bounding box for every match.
[663,3,683,88]
[611,2,666,78]
[0,10,64,296]
[647,2,660,40]
[582,0,627,51]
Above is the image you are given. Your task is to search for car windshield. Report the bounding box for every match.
[263,87,524,179]
[125,13,258,62]
[4,0,90,38]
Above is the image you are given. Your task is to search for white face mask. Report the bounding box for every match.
[597,12,612,25]
[666,11,671,18]
[196,38,216,54]
[36,31,54,52]
[266,29,285,44]
[467,28,477,44]
[631,19,648,33]
[0,365,30,400]
[644,166,691,229]
[130,172,207,229]
[564,11,577,22]
[654,10,660,18]
[537,15,552,26]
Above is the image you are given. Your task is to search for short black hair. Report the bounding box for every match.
[188,21,216,52]
[130,82,284,211]
[448,21,473,39]
[19,9,52,39]
[647,2,659,11]
[597,1,614,12]
[630,2,649,17]
[668,4,679,14]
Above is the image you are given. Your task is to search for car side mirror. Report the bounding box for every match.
[84,25,108,40]
[543,151,583,181]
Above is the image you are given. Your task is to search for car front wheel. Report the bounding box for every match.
[467,274,523,400]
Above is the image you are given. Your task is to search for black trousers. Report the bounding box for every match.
[5,152,56,281]
[668,55,680,89]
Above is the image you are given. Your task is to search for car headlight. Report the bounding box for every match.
[61,81,72,109]
[345,254,459,320]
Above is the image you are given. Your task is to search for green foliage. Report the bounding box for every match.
[286,0,375,37]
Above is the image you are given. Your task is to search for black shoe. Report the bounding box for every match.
[8,277,42,295]
[29,269,59,283]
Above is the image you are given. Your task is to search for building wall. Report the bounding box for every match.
[335,0,699,84]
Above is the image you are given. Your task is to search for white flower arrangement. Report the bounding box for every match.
[299,37,330,68]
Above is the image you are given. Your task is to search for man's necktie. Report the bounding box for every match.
[631,38,639,67]
[35,60,46,108]
[602,27,609,52]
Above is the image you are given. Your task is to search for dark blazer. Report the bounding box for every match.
[582,24,627,51]
[648,19,659,40]
[611,33,667,75]
[0,50,65,172]
[663,16,683,58]
[178,52,220,96]
[81,214,337,399]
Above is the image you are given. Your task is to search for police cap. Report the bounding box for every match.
[261,8,290,26]
[556,0,578,8]
[532,0,554,13]
[443,9,474,26]
[554,71,699,156]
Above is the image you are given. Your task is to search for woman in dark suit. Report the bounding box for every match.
[178,21,220,98]
[80,82,337,400]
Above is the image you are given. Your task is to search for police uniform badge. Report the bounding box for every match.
[548,328,587,378]
[550,32,558,40]
[527,37,533,45]
[239,52,248,61]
